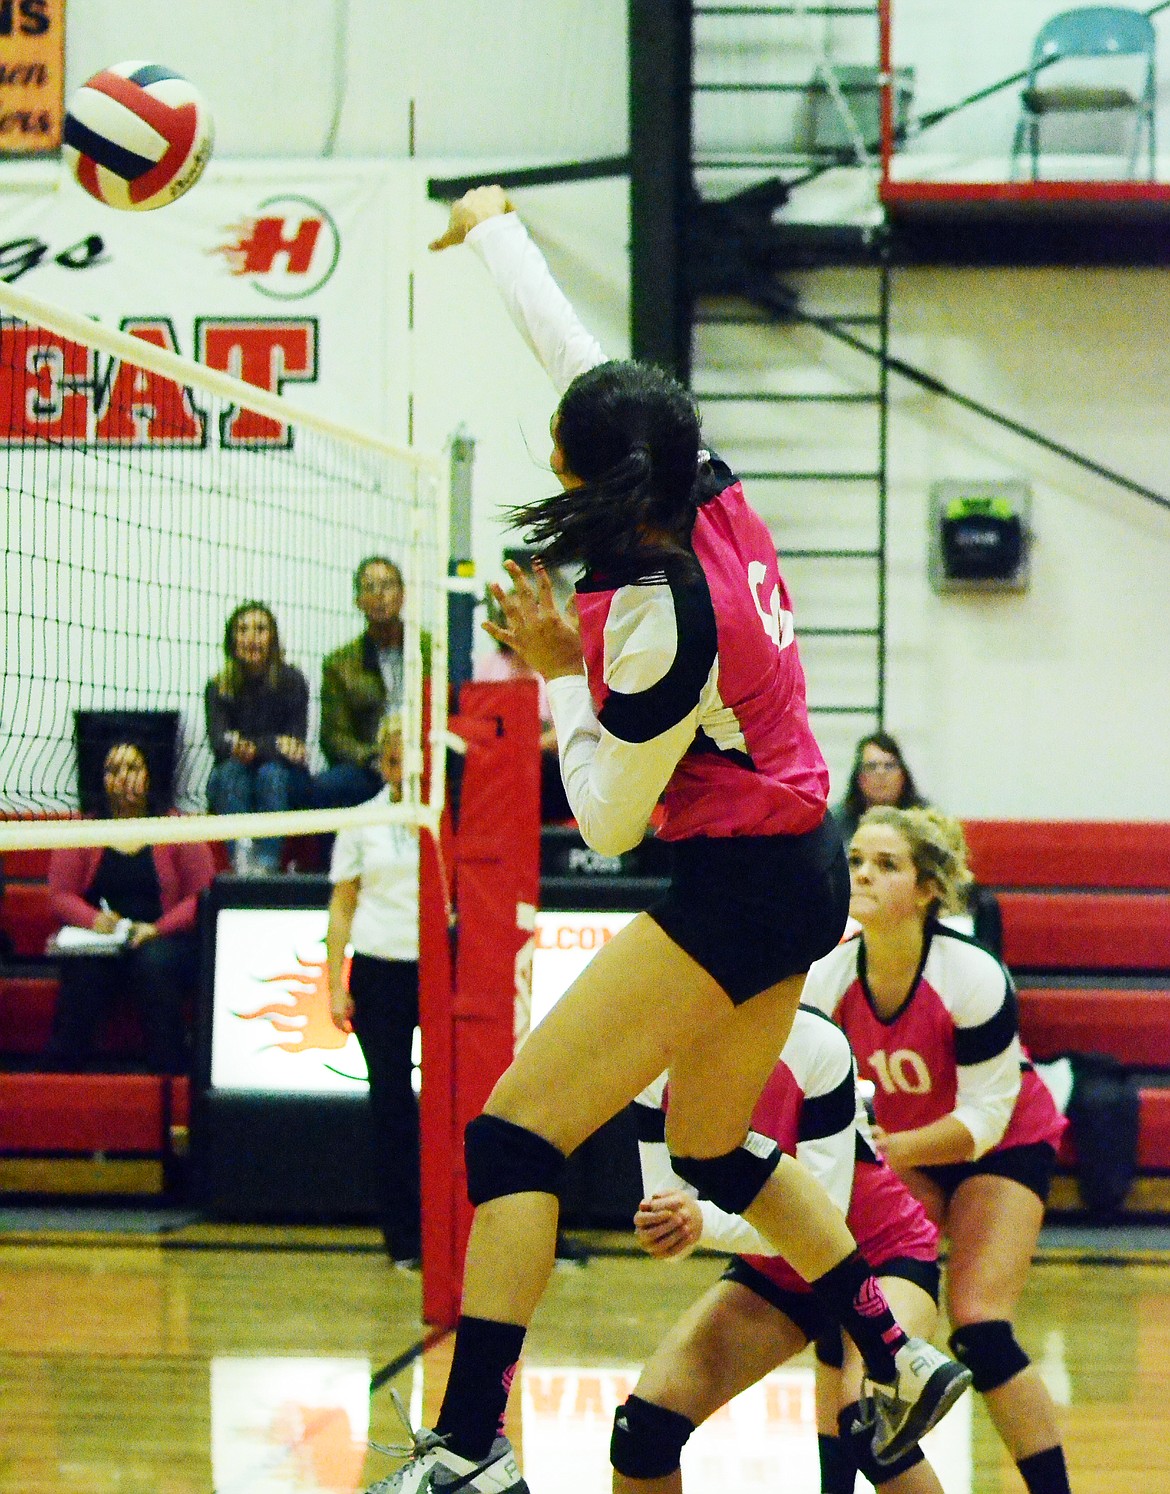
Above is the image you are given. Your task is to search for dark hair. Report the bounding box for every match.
[100,739,153,816]
[507,361,703,570]
[217,601,285,696]
[840,731,926,823]
[354,555,403,595]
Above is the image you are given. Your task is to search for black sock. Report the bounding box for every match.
[818,1431,857,1493]
[435,1315,527,1462]
[1017,1446,1072,1494]
[811,1252,908,1384]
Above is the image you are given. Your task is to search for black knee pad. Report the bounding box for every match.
[464,1114,565,1206]
[840,1404,924,1486]
[815,1324,845,1369]
[949,1320,1031,1393]
[610,1395,695,1480]
[669,1132,782,1215]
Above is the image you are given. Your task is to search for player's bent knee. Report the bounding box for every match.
[610,1395,695,1480]
[669,1132,781,1215]
[464,1114,566,1206]
[840,1405,924,1485]
[948,1320,1030,1393]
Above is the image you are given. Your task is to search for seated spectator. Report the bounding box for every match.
[314,557,408,810]
[832,731,928,847]
[206,601,312,874]
[834,731,1001,958]
[473,596,570,822]
[46,741,215,1074]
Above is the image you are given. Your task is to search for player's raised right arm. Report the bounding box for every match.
[431,186,606,394]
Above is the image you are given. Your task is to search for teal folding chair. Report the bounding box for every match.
[1012,6,1157,180]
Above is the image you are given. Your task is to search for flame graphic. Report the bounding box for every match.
[264,1401,366,1492]
[235,954,350,1054]
[211,217,260,276]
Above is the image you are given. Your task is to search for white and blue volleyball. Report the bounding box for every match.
[63,62,214,211]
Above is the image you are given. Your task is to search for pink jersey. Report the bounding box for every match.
[737,1030,938,1296]
[803,925,1068,1158]
[575,464,829,841]
[635,1007,938,1297]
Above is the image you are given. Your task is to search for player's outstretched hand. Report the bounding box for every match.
[429,185,514,251]
[484,558,583,681]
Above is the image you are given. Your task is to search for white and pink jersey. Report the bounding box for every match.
[574,467,829,843]
[802,923,1067,1159]
[469,212,828,855]
[634,1007,938,1296]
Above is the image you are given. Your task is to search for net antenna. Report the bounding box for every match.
[0,277,448,852]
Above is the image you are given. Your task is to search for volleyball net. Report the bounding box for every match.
[0,276,449,852]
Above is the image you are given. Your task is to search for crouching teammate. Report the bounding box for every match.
[804,808,1073,1494]
[363,188,969,1494]
[616,1005,948,1494]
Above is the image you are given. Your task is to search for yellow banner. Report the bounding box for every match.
[0,0,65,154]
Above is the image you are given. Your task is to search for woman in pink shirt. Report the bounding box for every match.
[47,740,214,1074]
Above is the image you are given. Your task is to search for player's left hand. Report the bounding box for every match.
[484,559,583,681]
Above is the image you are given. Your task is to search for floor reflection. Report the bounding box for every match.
[211,1358,370,1494]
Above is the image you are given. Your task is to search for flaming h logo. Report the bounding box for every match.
[212,193,340,300]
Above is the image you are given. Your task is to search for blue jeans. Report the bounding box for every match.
[207,758,312,869]
[311,761,382,809]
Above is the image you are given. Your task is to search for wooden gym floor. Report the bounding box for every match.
[0,1221,1166,1493]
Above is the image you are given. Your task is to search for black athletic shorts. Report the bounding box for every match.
[647,814,850,1005]
[722,1254,942,1349]
[917,1141,1059,1206]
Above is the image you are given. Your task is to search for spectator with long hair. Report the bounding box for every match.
[205,600,311,874]
[833,733,927,848]
[46,741,215,1073]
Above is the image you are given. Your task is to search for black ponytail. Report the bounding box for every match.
[506,360,702,570]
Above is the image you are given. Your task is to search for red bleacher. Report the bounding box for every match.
[1019,987,1170,1068]
[0,1072,188,1154]
[1,819,1167,1205]
[965,820,1170,1195]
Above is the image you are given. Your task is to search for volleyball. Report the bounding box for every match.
[63,62,214,212]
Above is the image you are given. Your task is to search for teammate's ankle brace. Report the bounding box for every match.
[464,1114,566,1206]
[669,1132,781,1215]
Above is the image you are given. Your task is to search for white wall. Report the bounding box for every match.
[64,0,628,161]
[883,266,1170,819]
[29,2,1170,819]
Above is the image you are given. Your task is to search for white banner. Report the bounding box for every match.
[0,157,414,443]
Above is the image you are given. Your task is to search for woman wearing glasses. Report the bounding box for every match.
[832,733,927,848]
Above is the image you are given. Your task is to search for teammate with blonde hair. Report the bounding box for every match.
[803,807,1074,1494]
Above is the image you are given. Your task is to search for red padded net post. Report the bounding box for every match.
[419,680,541,1327]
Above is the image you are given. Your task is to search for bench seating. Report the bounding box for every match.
[0,1073,191,1196]
[965,821,1170,1205]
[999,892,1170,973]
[1019,987,1170,1067]
[963,820,1170,890]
